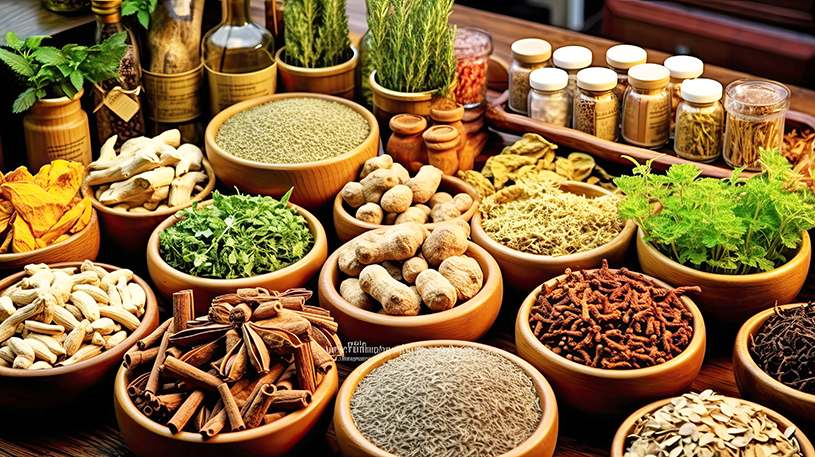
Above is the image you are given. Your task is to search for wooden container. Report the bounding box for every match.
[204,92,379,210]
[146,200,327,315]
[369,70,433,127]
[23,88,92,169]
[0,261,159,413]
[515,270,706,415]
[471,181,636,293]
[334,340,559,457]
[276,46,358,99]
[332,174,480,243]
[636,228,811,324]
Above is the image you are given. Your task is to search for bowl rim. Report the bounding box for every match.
[734,302,815,405]
[470,180,637,264]
[516,268,706,380]
[319,237,502,328]
[0,260,158,378]
[335,339,559,457]
[275,45,359,77]
[81,158,217,221]
[369,70,435,100]
[146,198,327,287]
[114,360,339,443]
[0,208,99,262]
[204,92,379,171]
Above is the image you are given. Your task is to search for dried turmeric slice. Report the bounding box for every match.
[0,182,65,238]
[69,196,92,234]
[11,214,36,253]
[40,197,88,245]
[2,167,35,183]
[32,160,84,206]
[0,222,12,254]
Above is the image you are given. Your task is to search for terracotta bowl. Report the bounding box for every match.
[205,92,379,210]
[82,159,217,254]
[334,339,559,457]
[0,209,100,275]
[733,303,815,429]
[114,362,339,457]
[0,261,158,412]
[332,174,481,243]
[318,238,502,347]
[610,396,815,457]
[471,181,636,293]
[636,228,811,324]
[515,270,706,415]
[146,200,328,315]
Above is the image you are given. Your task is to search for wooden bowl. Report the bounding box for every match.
[332,174,481,243]
[733,303,815,429]
[515,270,706,415]
[637,228,811,324]
[114,361,339,457]
[204,92,379,210]
[471,181,636,293]
[146,200,328,315]
[318,239,502,347]
[0,261,158,413]
[334,339,559,457]
[82,159,217,254]
[610,396,815,457]
[0,209,100,275]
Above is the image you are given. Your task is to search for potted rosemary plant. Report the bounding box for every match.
[614,148,815,323]
[275,0,358,98]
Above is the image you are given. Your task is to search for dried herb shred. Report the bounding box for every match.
[159,189,313,279]
[750,303,815,394]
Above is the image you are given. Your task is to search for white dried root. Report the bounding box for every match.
[168,171,207,207]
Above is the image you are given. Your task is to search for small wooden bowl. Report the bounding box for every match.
[0,261,158,413]
[0,209,100,275]
[205,92,379,210]
[146,200,328,315]
[334,339,559,457]
[471,181,636,293]
[82,159,217,254]
[515,270,706,415]
[733,303,815,429]
[318,239,502,347]
[637,228,811,324]
[610,396,815,457]
[332,174,481,243]
[114,362,339,457]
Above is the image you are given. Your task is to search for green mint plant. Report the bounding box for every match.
[284,0,352,68]
[122,0,158,29]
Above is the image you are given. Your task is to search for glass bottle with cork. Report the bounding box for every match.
[508,38,551,115]
[674,78,723,163]
[574,67,620,141]
[663,55,703,139]
[528,67,570,127]
[605,44,647,102]
[202,0,276,115]
[621,63,671,149]
[552,45,592,127]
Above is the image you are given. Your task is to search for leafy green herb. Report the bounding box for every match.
[122,0,158,29]
[159,190,314,279]
[614,148,815,275]
[284,0,352,68]
[0,31,128,113]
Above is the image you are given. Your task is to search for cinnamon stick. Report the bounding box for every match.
[275,364,297,390]
[126,346,183,371]
[137,318,173,350]
[310,340,334,374]
[208,302,233,323]
[192,403,209,432]
[242,384,277,428]
[263,411,288,425]
[293,311,339,333]
[179,336,223,367]
[127,371,151,396]
[302,305,331,317]
[229,303,253,324]
[145,323,175,396]
[217,383,245,431]
[162,356,222,390]
[173,290,194,333]
[270,390,311,410]
[236,361,287,407]
[293,342,317,393]
[252,300,283,320]
[201,409,228,438]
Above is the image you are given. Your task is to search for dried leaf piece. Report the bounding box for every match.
[0,182,65,238]
[32,160,84,206]
[11,214,36,253]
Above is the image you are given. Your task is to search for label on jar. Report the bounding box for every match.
[595,99,620,141]
[623,94,670,147]
[103,87,141,123]
[206,64,277,115]
[142,64,204,123]
[46,137,91,164]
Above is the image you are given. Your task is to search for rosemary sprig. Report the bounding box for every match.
[284,0,352,68]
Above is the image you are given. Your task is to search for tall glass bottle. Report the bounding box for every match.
[202,0,276,115]
[92,0,146,149]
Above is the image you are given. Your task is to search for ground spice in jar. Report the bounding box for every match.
[574,67,620,141]
[750,303,815,395]
[528,67,569,127]
[674,78,723,162]
[350,346,542,457]
[621,63,671,148]
[508,38,552,114]
[723,80,790,170]
[663,55,703,137]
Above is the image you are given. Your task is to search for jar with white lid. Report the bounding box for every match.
[663,55,704,138]
[674,78,723,163]
[574,67,620,141]
[622,63,671,148]
[528,67,569,127]
[553,46,592,126]
[509,38,552,114]
[606,44,647,102]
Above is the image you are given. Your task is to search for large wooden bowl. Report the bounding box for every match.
[318,239,502,347]
[334,340,559,457]
[637,228,811,324]
[610,396,815,457]
[0,261,158,413]
[146,200,328,315]
[114,361,339,457]
[0,209,100,274]
[733,303,815,430]
[471,181,636,293]
[82,159,217,254]
[515,270,706,415]
[204,92,379,210]
[332,174,481,243]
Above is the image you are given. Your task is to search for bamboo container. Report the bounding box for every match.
[369,70,433,128]
[23,88,92,169]
[276,46,358,99]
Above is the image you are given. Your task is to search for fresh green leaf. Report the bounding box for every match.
[0,47,35,77]
[11,87,37,113]
[69,70,83,91]
[4,31,22,51]
[59,79,78,99]
[137,10,150,29]
[32,46,67,66]
[23,36,47,51]
[121,1,139,16]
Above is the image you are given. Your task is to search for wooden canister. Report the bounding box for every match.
[276,46,358,99]
[23,88,92,169]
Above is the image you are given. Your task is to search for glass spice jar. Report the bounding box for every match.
[454,29,493,109]
[508,38,552,115]
[622,63,671,148]
[723,79,790,170]
[663,55,703,139]
[674,78,723,163]
[528,68,569,127]
[606,44,647,102]
[574,67,620,141]
[552,46,592,127]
